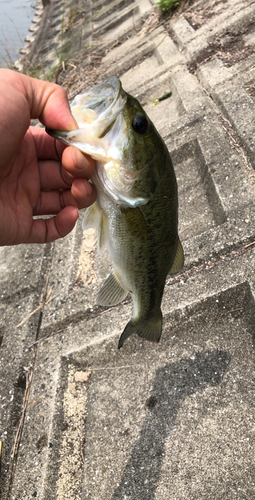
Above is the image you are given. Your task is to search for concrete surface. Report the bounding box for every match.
[1,0,255,498]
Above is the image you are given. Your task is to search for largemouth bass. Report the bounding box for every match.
[46,77,184,348]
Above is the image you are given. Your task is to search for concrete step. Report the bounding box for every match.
[2,0,255,498]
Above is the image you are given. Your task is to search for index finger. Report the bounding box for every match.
[30,127,95,182]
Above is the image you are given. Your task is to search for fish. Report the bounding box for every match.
[46,77,184,348]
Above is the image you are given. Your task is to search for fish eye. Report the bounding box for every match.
[132,114,148,135]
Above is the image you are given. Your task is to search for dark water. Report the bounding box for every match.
[0,0,37,67]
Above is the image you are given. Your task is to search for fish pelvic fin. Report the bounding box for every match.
[169,238,184,275]
[98,211,108,254]
[96,272,128,307]
[118,311,162,349]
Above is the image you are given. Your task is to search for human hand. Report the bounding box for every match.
[0,69,96,246]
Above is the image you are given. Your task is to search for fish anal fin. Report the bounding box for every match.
[118,312,162,348]
[96,272,128,307]
[169,238,184,275]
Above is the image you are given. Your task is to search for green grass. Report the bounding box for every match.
[156,0,179,13]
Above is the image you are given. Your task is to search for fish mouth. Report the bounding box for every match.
[46,77,149,208]
[74,77,122,117]
[72,76,126,137]
[46,77,125,144]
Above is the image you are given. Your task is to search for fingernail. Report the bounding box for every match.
[85,180,93,196]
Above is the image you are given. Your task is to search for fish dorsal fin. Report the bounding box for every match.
[169,239,184,275]
[96,272,128,306]
[82,202,102,230]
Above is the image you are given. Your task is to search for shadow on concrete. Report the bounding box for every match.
[111,350,230,500]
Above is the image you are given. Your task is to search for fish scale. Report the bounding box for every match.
[46,77,184,348]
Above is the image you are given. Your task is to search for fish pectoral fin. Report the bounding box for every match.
[82,202,101,230]
[82,204,108,255]
[169,238,184,275]
[96,272,128,306]
[118,312,162,349]
[120,206,148,241]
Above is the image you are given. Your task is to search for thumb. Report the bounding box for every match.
[18,71,77,131]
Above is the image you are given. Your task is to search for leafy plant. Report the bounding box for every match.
[156,0,179,13]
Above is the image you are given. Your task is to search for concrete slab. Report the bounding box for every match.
[0,244,48,302]
[103,29,186,91]
[0,295,42,499]
[197,53,255,168]
[170,0,255,62]
[92,0,152,42]
[8,250,255,499]
[2,0,255,498]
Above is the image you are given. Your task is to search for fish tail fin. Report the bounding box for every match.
[118,311,162,349]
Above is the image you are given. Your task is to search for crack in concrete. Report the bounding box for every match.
[200,84,253,175]
[5,243,55,500]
